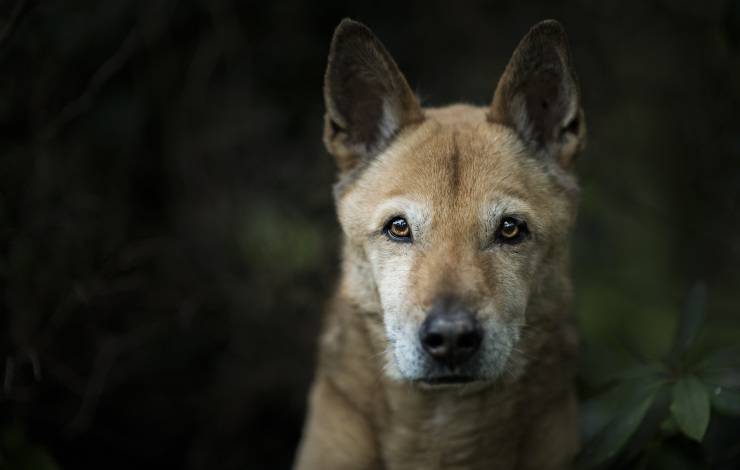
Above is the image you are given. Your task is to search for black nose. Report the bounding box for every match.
[419,308,482,367]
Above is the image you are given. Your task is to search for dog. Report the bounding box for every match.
[294,18,586,470]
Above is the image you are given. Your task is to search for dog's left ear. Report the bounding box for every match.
[488,20,586,169]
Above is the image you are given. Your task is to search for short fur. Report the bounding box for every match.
[294,19,586,470]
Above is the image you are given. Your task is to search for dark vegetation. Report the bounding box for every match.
[1,0,739,469]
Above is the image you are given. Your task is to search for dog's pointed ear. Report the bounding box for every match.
[488,20,586,169]
[324,19,424,172]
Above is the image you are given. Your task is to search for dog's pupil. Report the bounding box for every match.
[503,220,517,236]
[393,219,408,235]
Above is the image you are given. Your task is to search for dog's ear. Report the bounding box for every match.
[324,19,424,172]
[488,20,586,169]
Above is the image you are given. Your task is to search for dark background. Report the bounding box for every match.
[1,0,739,469]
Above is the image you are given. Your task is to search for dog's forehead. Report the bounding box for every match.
[335,104,569,237]
[362,106,544,205]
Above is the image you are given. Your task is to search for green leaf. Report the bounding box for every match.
[616,362,669,382]
[669,282,706,357]
[698,345,740,370]
[659,414,678,434]
[699,367,740,389]
[697,346,740,383]
[580,373,666,441]
[670,376,710,441]
[709,385,740,416]
[578,388,658,467]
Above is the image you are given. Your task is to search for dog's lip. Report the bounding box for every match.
[417,375,476,386]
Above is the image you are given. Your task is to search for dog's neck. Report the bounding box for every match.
[378,381,526,469]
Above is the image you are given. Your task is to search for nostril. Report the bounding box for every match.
[424,333,444,349]
[457,331,480,350]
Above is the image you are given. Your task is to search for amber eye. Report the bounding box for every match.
[500,219,519,239]
[497,217,528,244]
[385,217,412,242]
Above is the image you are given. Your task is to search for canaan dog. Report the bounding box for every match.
[295,18,586,470]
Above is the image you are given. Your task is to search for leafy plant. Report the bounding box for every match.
[578,283,740,469]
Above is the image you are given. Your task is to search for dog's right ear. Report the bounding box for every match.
[323,19,424,172]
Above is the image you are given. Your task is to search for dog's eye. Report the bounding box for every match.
[496,217,528,244]
[385,217,412,242]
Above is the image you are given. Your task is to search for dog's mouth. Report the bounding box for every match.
[417,375,476,386]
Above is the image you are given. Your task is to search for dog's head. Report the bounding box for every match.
[324,19,585,386]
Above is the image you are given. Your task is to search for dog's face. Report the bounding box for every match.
[324,20,586,385]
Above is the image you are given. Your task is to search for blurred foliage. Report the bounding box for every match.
[0,0,739,469]
[578,284,740,469]
[1,426,59,470]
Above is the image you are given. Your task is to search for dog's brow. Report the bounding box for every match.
[482,196,534,223]
[368,197,430,235]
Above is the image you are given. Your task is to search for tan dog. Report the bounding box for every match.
[294,18,586,470]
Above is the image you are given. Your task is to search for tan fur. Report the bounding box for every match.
[295,19,585,470]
